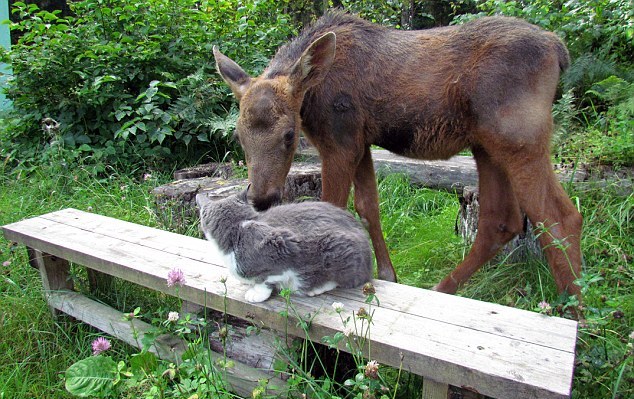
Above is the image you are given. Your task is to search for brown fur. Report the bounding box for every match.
[214,11,583,299]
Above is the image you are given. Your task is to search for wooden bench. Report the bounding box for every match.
[2,208,578,399]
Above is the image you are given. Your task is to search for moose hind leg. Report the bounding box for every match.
[503,153,583,298]
[434,148,524,294]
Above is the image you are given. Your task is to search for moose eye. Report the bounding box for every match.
[283,129,295,146]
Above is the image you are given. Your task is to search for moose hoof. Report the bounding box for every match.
[432,278,459,294]
[377,268,397,283]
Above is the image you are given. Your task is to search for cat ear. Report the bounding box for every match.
[196,193,212,209]
[262,229,300,256]
[239,184,250,204]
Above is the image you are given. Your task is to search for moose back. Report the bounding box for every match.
[213,12,583,299]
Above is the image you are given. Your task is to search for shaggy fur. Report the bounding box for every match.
[197,190,373,302]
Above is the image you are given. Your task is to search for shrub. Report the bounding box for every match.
[1,0,295,173]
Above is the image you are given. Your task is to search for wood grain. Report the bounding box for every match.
[422,378,449,399]
[47,291,286,397]
[2,209,578,399]
[30,248,74,316]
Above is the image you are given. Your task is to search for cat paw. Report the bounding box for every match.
[245,284,273,303]
[305,281,338,297]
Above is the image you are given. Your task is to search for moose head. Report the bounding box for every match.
[213,33,336,210]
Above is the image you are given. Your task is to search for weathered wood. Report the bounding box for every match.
[153,162,322,207]
[30,248,74,316]
[298,147,588,194]
[26,246,39,269]
[34,209,578,349]
[422,378,449,399]
[173,162,234,180]
[47,290,286,397]
[2,209,577,399]
[181,304,282,371]
[12,209,577,348]
[152,162,322,232]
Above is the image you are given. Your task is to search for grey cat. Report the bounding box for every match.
[196,189,373,303]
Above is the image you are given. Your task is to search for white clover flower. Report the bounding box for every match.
[364,360,380,379]
[332,302,344,313]
[167,311,180,322]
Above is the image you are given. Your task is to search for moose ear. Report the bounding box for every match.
[289,32,336,95]
[213,45,252,100]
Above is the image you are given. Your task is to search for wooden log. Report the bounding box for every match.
[298,147,589,195]
[173,162,233,181]
[151,162,322,233]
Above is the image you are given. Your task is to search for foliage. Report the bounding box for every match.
[339,0,404,27]
[1,163,632,398]
[63,310,237,399]
[60,280,397,399]
[0,0,294,173]
[554,76,634,167]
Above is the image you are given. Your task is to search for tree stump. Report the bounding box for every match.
[456,186,544,263]
[152,162,322,233]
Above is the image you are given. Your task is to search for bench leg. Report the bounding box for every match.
[422,378,449,399]
[30,248,74,316]
[87,269,115,297]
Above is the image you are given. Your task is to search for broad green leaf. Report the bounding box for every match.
[65,356,117,397]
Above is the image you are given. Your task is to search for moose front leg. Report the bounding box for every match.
[353,147,397,282]
[320,147,397,282]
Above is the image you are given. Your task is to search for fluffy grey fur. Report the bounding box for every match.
[196,189,373,302]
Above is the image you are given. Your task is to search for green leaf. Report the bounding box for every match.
[65,356,117,397]
[130,351,158,375]
[182,134,191,146]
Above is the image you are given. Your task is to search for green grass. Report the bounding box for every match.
[0,164,174,399]
[0,164,632,398]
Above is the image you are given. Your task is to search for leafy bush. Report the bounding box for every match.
[555,76,634,166]
[1,0,295,173]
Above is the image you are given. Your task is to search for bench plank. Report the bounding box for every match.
[2,209,577,399]
[39,208,577,351]
[47,290,285,397]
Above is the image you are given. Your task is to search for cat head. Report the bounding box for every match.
[196,187,256,249]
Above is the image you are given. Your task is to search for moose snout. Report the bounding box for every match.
[249,186,282,211]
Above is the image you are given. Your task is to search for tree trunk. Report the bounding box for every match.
[456,186,545,263]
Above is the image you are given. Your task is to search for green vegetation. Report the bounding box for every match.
[0,0,632,398]
[1,164,632,398]
[0,0,632,173]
